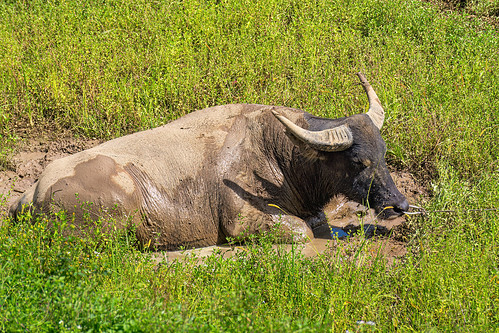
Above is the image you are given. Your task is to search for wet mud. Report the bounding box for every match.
[0,138,102,211]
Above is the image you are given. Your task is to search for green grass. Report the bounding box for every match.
[439,0,499,17]
[0,0,498,331]
[1,0,497,177]
[1,191,497,332]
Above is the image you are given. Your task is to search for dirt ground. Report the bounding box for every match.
[0,137,428,263]
[0,137,102,211]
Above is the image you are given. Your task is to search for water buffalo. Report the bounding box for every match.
[10,73,409,250]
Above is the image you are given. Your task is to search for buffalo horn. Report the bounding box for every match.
[272,110,353,152]
[357,72,385,129]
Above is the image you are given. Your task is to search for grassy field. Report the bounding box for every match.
[1,0,498,331]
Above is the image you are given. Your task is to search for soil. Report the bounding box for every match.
[0,137,428,263]
[0,137,102,211]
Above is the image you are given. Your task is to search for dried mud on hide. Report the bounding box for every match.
[0,138,102,212]
[0,138,428,263]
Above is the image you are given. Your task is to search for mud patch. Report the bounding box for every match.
[0,138,102,213]
[318,169,427,261]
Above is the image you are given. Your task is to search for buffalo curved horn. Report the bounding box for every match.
[357,72,385,129]
[271,110,353,152]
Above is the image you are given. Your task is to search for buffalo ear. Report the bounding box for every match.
[286,132,327,160]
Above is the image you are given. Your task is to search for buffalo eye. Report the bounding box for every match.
[361,159,372,167]
[351,155,372,168]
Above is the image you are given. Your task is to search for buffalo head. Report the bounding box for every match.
[272,73,409,219]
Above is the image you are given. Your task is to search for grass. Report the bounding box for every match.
[1,0,497,177]
[0,191,497,331]
[437,0,499,17]
[0,0,498,331]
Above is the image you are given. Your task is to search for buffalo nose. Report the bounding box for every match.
[394,198,409,213]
